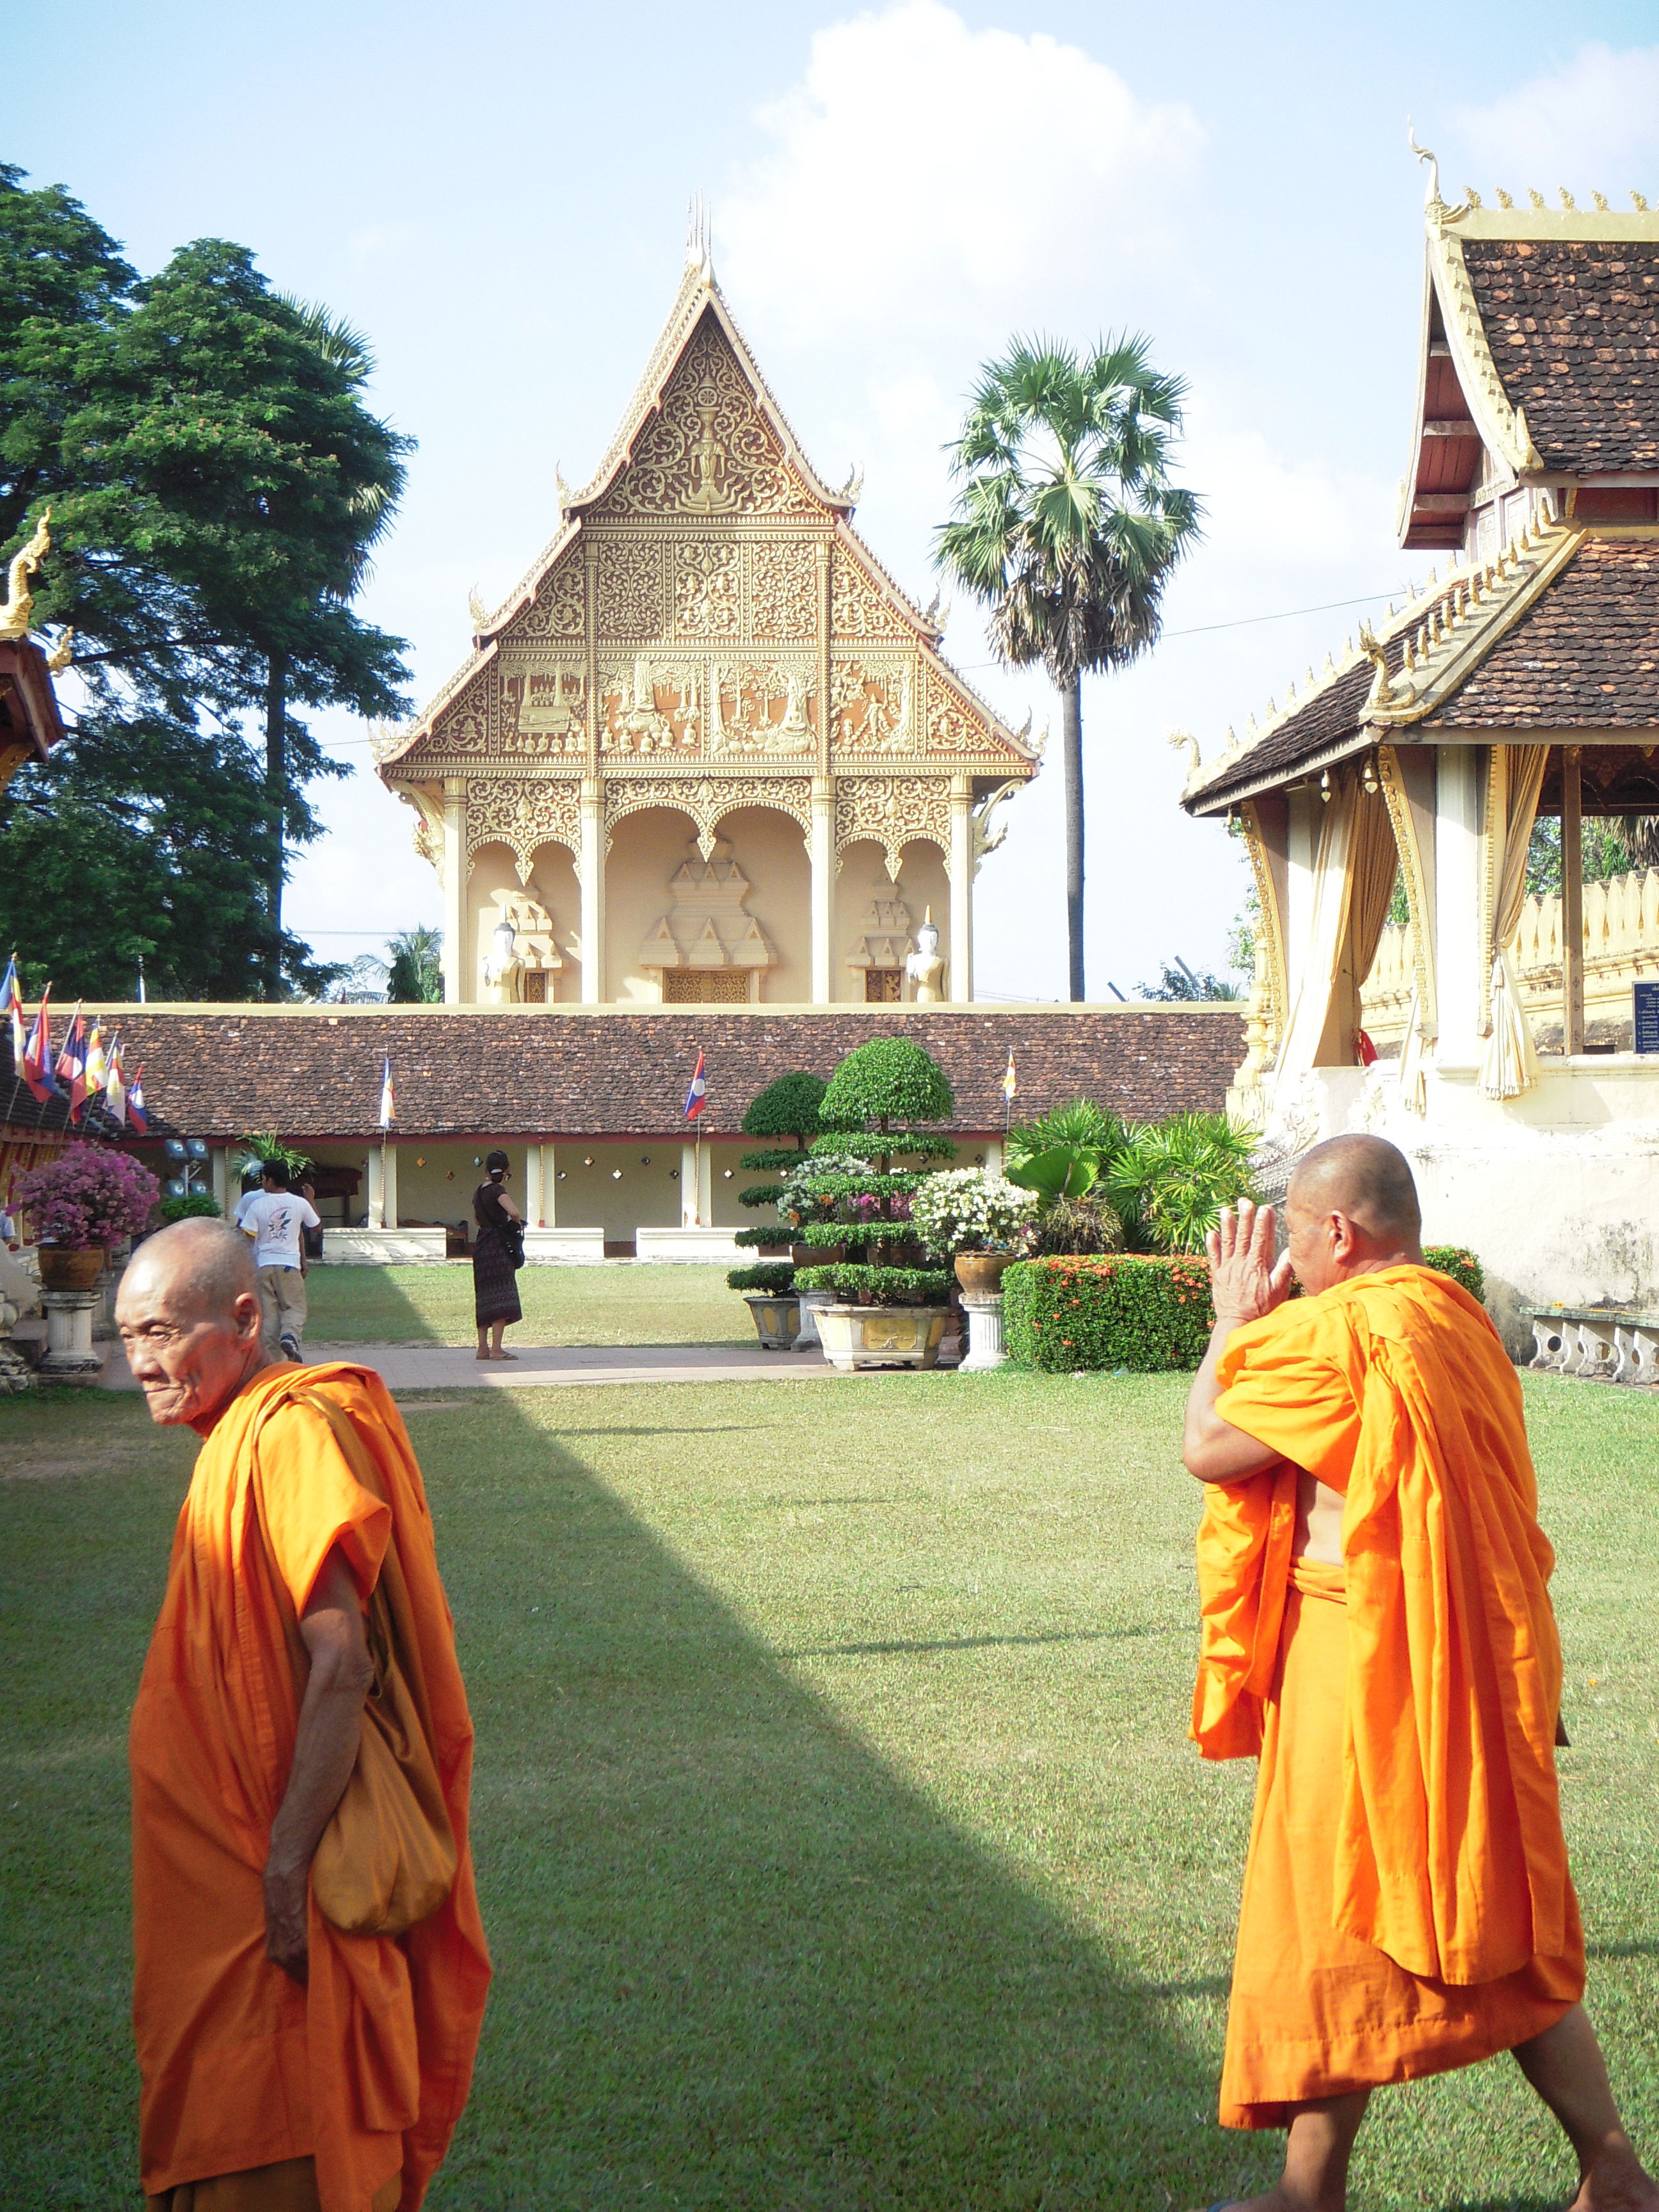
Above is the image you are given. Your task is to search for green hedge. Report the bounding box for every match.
[794,1263,951,1305]
[1004,1256,1214,1372]
[1423,1244,1485,1302]
[727,1263,796,1294]
[1005,1247,1489,1374]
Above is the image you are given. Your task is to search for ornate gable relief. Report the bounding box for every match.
[639,841,777,974]
[830,545,909,639]
[433,672,491,754]
[502,555,584,642]
[598,658,702,757]
[672,541,741,637]
[499,665,586,757]
[922,666,988,758]
[606,774,812,860]
[588,320,820,522]
[747,539,817,638]
[846,892,913,972]
[709,661,816,757]
[835,776,950,879]
[831,658,918,756]
[467,777,581,883]
[597,540,665,639]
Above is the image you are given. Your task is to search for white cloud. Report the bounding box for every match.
[1447,43,1659,193]
[719,0,1203,346]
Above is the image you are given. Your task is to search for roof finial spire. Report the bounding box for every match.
[1407,120,1445,214]
[685,189,713,276]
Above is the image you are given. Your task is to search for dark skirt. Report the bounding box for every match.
[472,1224,522,1327]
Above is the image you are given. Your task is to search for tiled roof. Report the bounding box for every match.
[1425,536,1659,726]
[1,1027,77,1141]
[1463,237,1659,473]
[94,1007,1245,1142]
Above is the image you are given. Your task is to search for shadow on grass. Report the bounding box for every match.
[433,1398,1276,2212]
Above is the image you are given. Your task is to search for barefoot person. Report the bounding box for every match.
[471,1150,522,1362]
[1183,1135,1656,2212]
[118,1219,490,2211]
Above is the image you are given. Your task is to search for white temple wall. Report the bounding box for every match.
[605,808,710,1004]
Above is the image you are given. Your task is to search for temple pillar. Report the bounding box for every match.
[810,774,835,1004]
[441,778,466,1004]
[579,776,605,1006]
[949,774,973,1002]
[1562,746,1585,1055]
[540,1142,556,1227]
[366,1146,383,1229]
[1434,747,1484,1071]
[525,1143,543,1231]
[380,1141,399,1230]
[680,1139,712,1227]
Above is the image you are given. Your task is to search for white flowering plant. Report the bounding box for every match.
[908,1168,1037,1258]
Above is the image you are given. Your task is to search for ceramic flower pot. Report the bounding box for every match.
[742,1293,802,1350]
[815,1303,950,1373]
[38,1246,108,1293]
[954,1253,1012,1295]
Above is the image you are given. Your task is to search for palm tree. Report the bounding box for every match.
[936,336,1201,1001]
[386,925,444,1003]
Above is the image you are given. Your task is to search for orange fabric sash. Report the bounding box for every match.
[1190,1267,1571,1988]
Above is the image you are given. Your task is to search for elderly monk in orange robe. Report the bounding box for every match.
[1182,1136,1656,2212]
[116,1220,490,2212]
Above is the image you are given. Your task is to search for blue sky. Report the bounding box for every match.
[12,1,1659,998]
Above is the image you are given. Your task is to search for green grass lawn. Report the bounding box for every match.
[3,1371,1656,2210]
[303,1260,748,1345]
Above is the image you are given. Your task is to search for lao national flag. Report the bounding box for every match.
[378,1055,396,1130]
[128,1065,148,1135]
[3,956,24,1068]
[56,1005,88,1122]
[20,986,58,1104]
[683,1048,707,1121]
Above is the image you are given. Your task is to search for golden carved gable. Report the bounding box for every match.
[587,317,821,523]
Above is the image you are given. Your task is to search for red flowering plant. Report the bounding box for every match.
[16,1144,161,1249]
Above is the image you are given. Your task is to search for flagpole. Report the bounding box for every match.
[694,1041,703,1226]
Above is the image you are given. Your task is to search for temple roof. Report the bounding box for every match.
[81,1006,1243,1141]
[1180,518,1659,814]
[1401,195,1659,550]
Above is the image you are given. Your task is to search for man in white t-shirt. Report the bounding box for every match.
[232,1160,321,1362]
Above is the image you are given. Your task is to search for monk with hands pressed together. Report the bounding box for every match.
[1182,1135,1656,2212]
[118,1220,490,2212]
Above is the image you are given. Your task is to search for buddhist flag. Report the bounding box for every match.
[1002,1051,1017,1101]
[128,1065,148,1135]
[20,986,58,1103]
[378,1054,396,1130]
[84,1020,108,1102]
[683,1048,707,1121]
[3,955,24,1068]
[105,1037,127,1127]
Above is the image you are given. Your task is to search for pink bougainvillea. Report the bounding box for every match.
[16,1144,160,1248]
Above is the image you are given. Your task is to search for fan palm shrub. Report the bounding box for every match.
[1104,1112,1258,1253]
[936,336,1201,1000]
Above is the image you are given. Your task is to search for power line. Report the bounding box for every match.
[950,584,1413,671]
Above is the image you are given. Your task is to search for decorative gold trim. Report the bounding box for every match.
[1375,744,1436,1039]
[1235,801,1287,1055]
[1427,226,1544,477]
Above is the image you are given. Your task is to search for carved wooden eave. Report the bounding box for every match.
[1399,197,1659,550]
[1180,511,1579,815]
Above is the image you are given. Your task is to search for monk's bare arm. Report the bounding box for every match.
[1183,1199,1294,1485]
[264,1545,374,1983]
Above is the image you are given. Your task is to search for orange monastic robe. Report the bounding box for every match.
[1192,1266,1582,2128]
[130,1362,491,2210]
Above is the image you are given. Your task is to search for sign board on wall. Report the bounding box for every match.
[1635,981,1659,1054]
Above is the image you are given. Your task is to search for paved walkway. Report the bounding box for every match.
[100,1340,846,1393]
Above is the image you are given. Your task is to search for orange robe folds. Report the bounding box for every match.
[130,1363,491,2210]
[1192,1266,1582,2127]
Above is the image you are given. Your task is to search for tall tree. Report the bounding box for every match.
[936,337,1200,1001]
[0,166,413,997]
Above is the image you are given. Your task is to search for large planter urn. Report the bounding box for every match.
[795,1287,835,1350]
[38,1246,108,1293]
[816,1303,951,1374]
[954,1253,1012,1295]
[742,1292,802,1350]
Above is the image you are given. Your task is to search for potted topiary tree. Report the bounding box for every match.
[732,1071,828,1259]
[726,1260,801,1349]
[17,1143,161,1289]
[794,1038,958,1371]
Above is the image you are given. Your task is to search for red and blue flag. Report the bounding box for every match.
[127,1065,148,1135]
[683,1048,707,1121]
[20,986,58,1104]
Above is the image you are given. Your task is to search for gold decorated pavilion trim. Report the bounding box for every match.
[1424,226,1543,479]
[1438,197,1659,244]
[1375,744,1437,1041]
[1179,507,1576,808]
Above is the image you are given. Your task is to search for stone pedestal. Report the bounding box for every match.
[958,1291,1007,1374]
[796,1288,835,1350]
[40,1290,104,1382]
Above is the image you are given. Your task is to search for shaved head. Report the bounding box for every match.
[122,1217,259,1320]
[117,1220,269,1428]
[1288,1135,1422,1244]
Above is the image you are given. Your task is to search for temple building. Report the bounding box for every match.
[376,236,1041,1009]
[1181,172,1659,1338]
